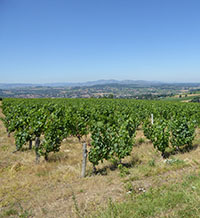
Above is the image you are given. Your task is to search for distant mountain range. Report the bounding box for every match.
[0,80,164,89]
[0,80,200,89]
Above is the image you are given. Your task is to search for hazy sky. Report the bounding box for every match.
[0,0,200,83]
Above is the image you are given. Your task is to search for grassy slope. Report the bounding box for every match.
[0,104,200,217]
[161,96,194,102]
[161,93,200,102]
[93,173,200,218]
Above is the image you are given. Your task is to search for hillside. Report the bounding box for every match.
[0,80,200,99]
[1,101,200,217]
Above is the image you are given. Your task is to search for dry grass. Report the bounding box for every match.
[0,105,200,217]
[174,93,200,98]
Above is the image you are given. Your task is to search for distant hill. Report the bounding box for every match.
[1,80,200,90]
[0,80,200,99]
[0,80,164,89]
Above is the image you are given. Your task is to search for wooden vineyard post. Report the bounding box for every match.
[81,142,87,178]
[151,114,154,125]
[35,137,40,163]
[6,128,10,137]
[29,140,32,150]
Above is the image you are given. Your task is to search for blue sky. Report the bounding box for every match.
[0,0,200,83]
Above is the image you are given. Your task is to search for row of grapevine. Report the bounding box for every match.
[1,98,200,175]
[143,116,195,157]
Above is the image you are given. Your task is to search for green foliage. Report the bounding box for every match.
[143,119,153,140]
[151,119,170,158]
[170,117,195,149]
[143,119,170,157]
[67,105,90,140]
[89,116,136,166]
[1,98,199,163]
[39,106,66,160]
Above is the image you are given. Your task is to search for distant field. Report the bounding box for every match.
[161,96,194,102]
[161,94,200,102]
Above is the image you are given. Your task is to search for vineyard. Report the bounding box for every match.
[1,98,200,168]
[1,98,200,217]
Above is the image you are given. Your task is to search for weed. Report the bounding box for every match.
[124,182,134,193]
[118,164,130,177]
[137,138,145,145]
[18,209,32,218]
[0,204,32,218]
[106,198,119,217]
[148,159,155,167]
[71,187,82,218]
[2,208,18,216]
